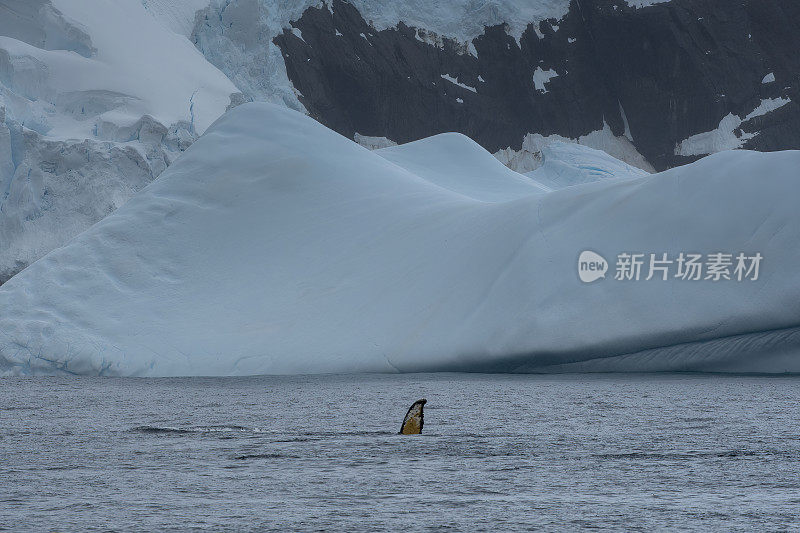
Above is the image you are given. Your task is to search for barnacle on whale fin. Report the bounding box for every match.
[400,399,427,434]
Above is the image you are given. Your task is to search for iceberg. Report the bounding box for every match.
[1,103,798,376]
[375,133,552,201]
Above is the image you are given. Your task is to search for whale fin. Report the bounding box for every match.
[399,399,426,434]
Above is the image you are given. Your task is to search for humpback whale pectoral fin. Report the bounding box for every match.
[399,399,427,435]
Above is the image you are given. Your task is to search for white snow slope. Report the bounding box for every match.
[1,103,798,376]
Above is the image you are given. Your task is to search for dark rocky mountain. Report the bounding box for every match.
[275,0,800,171]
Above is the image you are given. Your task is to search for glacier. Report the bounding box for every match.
[0,103,798,376]
[0,0,239,283]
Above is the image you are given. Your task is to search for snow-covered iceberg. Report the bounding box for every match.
[375,133,553,200]
[1,103,799,376]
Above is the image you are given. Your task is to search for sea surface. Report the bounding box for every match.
[1,373,799,531]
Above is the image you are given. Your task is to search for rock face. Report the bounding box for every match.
[274,0,800,171]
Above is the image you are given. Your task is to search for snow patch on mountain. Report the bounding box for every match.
[532,67,558,93]
[494,122,655,174]
[625,0,672,8]
[440,74,477,93]
[675,113,753,157]
[676,97,791,157]
[744,97,791,121]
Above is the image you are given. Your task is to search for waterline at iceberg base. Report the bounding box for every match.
[1,103,798,376]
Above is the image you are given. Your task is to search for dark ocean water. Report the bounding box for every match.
[1,373,799,531]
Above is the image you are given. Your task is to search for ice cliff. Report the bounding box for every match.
[1,103,798,376]
[0,0,238,283]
